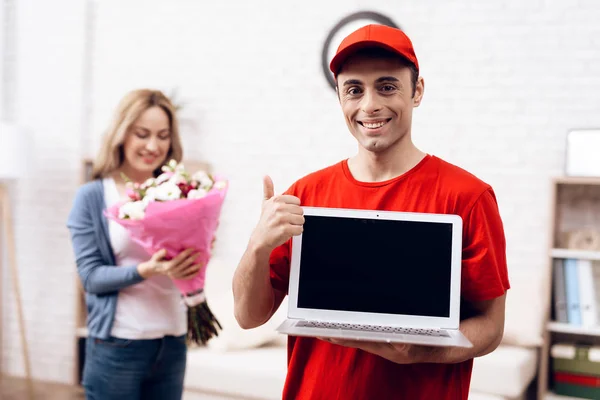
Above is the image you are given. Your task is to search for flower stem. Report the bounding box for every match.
[186,301,222,346]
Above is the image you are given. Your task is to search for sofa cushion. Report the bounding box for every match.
[501,267,548,347]
[470,345,537,398]
[186,345,534,399]
[203,256,289,351]
[467,393,508,400]
[205,288,288,351]
[184,345,287,399]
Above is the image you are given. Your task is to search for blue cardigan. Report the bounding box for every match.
[66,180,145,339]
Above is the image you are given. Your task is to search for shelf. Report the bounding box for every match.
[75,327,88,338]
[543,177,600,399]
[554,176,600,186]
[546,391,587,400]
[548,322,600,336]
[550,248,600,261]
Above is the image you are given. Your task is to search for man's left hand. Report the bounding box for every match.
[318,294,507,365]
[319,338,432,364]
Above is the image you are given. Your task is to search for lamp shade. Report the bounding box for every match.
[0,122,29,180]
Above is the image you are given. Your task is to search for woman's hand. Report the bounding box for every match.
[138,248,203,280]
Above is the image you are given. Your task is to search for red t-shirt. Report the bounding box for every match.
[270,155,510,400]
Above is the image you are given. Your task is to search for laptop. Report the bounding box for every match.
[276,207,472,348]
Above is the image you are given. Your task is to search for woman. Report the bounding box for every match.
[67,89,201,400]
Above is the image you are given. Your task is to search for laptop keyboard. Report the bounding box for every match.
[297,321,450,337]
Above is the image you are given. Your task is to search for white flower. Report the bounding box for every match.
[142,186,157,205]
[154,182,182,201]
[168,159,178,169]
[192,170,209,180]
[119,201,146,220]
[168,172,187,185]
[188,188,208,199]
[175,163,185,173]
[142,178,155,189]
[213,180,227,190]
[192,171,213,190]
[156,172,171,185]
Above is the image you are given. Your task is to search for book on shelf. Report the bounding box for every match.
[553,258,600,327]
[554,259,568,323]
[579,260,598,327]
[551,342,600,399]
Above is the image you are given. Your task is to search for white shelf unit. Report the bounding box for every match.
[75,327,88,338]
[547,322,600,336]
[545,392,587,400]
[539,177,600,400]
[550,248,600,261]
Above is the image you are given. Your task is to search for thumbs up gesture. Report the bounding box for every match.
[250,175,304,252]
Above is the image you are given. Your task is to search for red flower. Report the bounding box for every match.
[177,182,193,197]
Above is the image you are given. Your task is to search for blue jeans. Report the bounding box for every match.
[82,335,187,400]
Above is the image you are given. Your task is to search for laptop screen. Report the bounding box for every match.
[297,215,453,318]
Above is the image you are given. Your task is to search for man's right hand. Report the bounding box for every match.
[249,175,304,252]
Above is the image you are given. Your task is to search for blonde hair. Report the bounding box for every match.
[91,89,183,180]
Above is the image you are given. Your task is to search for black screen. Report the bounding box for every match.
[297,215,453,317]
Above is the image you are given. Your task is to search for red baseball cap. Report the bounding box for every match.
[329,24,419,76]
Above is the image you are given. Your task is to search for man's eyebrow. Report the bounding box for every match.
[342,79,363,86]
[342,77,401,86]
[375,76,400,83]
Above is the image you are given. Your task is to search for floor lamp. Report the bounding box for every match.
[0,122,33,398]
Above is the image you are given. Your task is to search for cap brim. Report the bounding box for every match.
[329,40,414,76]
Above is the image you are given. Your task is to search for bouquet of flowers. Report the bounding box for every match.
[104,159,228,345]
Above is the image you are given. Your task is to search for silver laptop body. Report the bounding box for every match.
[276,207,472,348]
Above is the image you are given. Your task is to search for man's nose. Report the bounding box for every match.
[360,89,382,114]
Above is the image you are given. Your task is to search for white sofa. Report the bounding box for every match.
[184,261,546,400]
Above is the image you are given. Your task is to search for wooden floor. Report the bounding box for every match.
[0,375,84,400]
[0,375,231,400]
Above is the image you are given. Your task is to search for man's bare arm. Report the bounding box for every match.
[415,293,506,363]
[233,241,286,329]
[232,176,303,329]
[327,293,506,364]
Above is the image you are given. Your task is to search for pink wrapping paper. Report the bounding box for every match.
[104,185,228,296]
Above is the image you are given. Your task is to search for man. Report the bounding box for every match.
[232,24,509,400]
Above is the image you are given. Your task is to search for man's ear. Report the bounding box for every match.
[413,76,425,107]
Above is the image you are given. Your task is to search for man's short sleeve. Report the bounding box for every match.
[461,188,510,302]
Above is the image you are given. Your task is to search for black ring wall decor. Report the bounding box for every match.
[321,11,400,90]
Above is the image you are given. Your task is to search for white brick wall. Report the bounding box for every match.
[1,0,86,383]
[0,1,6,118]
[3,0,600,384]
